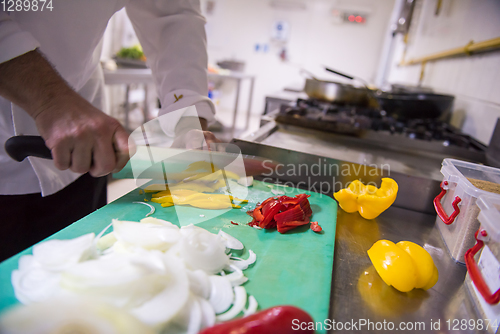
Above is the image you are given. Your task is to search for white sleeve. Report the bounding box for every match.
[0,12,40,64]
[125,0,215,135]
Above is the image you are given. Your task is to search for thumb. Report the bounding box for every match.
[113,126,134,172]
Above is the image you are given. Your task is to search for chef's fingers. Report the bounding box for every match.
[89,134,116,177]
[112,127,132,173]
[203,131,222,151]
[70,140,93,174]
[50,140,72,170]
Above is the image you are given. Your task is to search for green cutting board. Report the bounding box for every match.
[0,180,337,333]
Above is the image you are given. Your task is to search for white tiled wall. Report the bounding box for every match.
[387,0,500,144]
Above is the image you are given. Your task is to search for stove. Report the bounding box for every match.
[276,98,487,153]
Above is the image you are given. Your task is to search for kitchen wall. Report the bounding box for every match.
[100,1,396,129]
[201,0,395,116]
[386,0,500,145]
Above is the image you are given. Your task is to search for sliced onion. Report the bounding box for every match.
[243,295,258,316]
[229,250,256,270]
[179,224,205,236]
[11,266,61,304]
[96,232,117,251]
[216,286,247,321]
[9,219,259,332]
[223,265,248,287]
[140,217,177,228]
[133,201,156,217]
[60,252,167,308]
[218,231,243,250]
[111,241,134,254]
[0,297,156,334]
[129,254,190,327]
[32,233,95,272]
[208,276,234,314]
[172,294,202,334]
[95,222,113,240]
[17,255,39,272]
[113,219,180,251]
[198,297,216,329]
[178,228,229,274]
[187,270,211,299]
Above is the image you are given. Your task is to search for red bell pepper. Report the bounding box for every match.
[198,306,315,334]
[247,194,318,234]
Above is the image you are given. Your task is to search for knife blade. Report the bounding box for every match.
[4,135,278,177]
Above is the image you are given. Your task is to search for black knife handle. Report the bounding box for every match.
[5,136,52,162]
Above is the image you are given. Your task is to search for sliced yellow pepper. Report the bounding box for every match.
[367,240,438,292]
[143,162,247,210]
[145,171,239,194]
[150,189,247,210]
[334,178,398,219]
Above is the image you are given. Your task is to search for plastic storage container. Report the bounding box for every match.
[434,159,500,264]
[464,195,500,333]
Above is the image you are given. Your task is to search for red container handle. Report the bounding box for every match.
[434,181,461,225]
[465,229,500,305]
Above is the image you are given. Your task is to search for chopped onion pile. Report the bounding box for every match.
[5,218,258,334]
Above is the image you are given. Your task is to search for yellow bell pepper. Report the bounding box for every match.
[334,178,398,219]
[367,240,438,292]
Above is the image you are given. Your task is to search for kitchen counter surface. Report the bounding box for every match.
[234,120,484,333]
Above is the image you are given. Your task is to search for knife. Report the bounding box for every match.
[4,135,278,177]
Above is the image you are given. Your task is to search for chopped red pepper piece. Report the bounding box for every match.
[274,204,306,224]
[259,201,285,229]
[310,221,322,232]
[253,208,264,222]
[277,219,310,233]
[248,194,319,234]
[231,221,238,225]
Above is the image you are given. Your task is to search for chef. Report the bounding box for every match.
[0,0,219,261]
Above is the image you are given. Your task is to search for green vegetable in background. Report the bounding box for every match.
[116,45,145,60]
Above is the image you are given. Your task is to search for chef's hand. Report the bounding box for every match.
[0,49,133,177]
[172,116,223,151]
[34,92,132,176]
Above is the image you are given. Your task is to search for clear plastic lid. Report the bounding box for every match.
[441,159,500,197]
[478,195,500,242]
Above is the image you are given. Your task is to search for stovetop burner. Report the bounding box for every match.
[276,98,487,152]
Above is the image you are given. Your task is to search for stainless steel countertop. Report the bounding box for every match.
[331,206,473,333]
[233,120,486,333]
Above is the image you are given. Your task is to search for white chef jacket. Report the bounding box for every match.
[0,0,215,196]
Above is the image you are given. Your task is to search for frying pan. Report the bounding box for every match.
[302,68,371,106]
